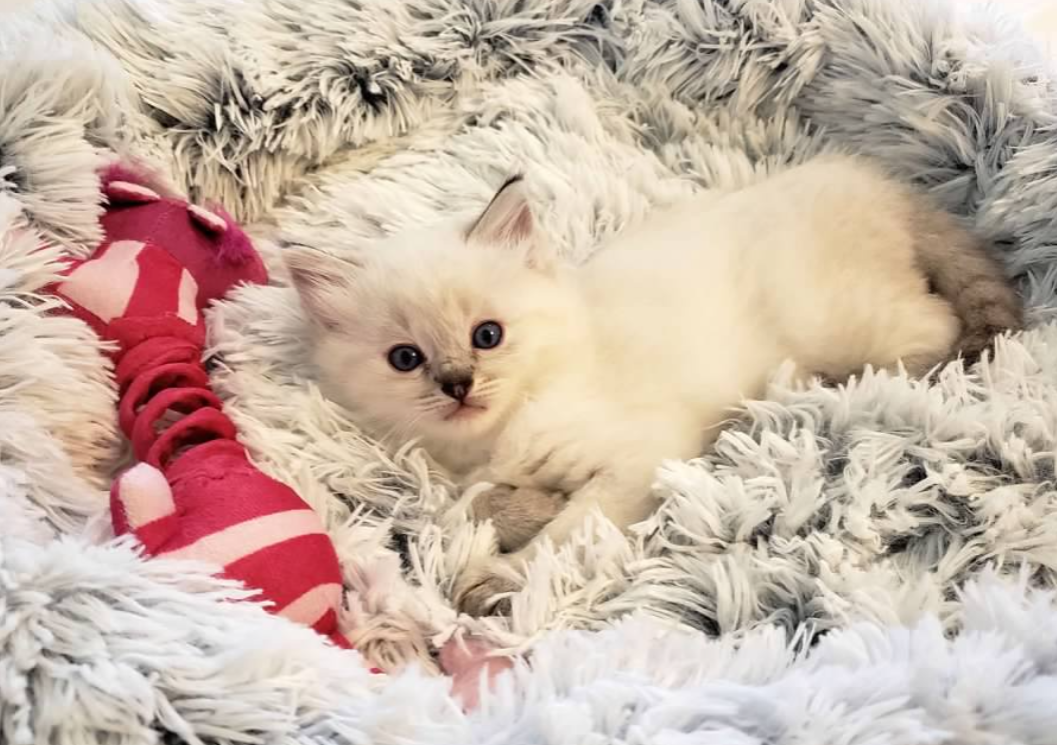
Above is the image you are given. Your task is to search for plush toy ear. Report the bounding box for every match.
[105,181,162,205]
[283,245,361,330]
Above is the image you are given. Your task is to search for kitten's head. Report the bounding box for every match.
[285,177,583,449]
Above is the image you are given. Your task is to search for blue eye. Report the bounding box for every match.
[388,345,424,372]
[472,321,504,350]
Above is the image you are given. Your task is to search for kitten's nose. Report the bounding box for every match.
[439,373,474,402]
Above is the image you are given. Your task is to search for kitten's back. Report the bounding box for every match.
[714,154,1023,370]
[577,154,1022,395]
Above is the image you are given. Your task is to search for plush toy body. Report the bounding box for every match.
[51,167,358,652]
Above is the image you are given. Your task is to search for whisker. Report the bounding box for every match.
[418,398,452,413]
[381,374,512,445]
[473,378,504,395]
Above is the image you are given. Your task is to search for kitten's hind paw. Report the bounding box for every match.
[454,564,520,617]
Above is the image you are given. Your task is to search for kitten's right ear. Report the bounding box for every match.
[467,175,557,272]
[466,175,534,247]
[282,244,359,329]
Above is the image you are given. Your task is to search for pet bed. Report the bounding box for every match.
[2,0,1057,742]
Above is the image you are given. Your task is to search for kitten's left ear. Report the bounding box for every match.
[283,244,361,329]
[466,176,553,271]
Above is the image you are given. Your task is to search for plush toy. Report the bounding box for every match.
[51,165,364,655]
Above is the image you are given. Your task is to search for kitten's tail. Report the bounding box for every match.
[910,204,1024,362]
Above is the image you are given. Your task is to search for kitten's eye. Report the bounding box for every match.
[388,344,425,372]
[472,321,504,350]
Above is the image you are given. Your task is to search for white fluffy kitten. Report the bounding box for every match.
[286,155,1021,615]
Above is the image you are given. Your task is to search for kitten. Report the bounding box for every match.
[285,155,1023,616]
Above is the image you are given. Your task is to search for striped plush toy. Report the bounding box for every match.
[52,165,366,656]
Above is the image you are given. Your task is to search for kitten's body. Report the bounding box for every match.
[286,155,1022,615]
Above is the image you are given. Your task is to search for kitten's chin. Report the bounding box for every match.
[432,400,504,436]
[443,404,488,423]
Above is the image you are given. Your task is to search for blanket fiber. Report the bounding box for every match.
[2,0,1057,742]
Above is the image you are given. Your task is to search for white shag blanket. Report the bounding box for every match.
[2,0,1057,742]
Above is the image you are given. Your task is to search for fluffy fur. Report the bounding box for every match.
[288,154,1022,614]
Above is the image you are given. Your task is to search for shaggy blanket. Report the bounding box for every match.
[3,0,1057,742]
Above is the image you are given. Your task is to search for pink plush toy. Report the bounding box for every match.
[51,165,367,657]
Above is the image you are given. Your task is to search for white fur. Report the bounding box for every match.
[290,154,961,583]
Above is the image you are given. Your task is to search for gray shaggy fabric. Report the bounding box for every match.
[2,0,1057,742]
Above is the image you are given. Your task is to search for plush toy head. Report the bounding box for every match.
[99,164,268,309]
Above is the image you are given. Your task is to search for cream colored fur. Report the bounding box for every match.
[287,154,1013,615]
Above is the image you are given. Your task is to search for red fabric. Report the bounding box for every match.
[120,361,211,438]
[124,245,187,318]
[314,609,343,641]
[131,512,181,553]
[146,440,321,549]
[227,533,341,612]
[107,315,206,358]
[131,387,225,454]
[50,243,205,358]
[143,406,239,468]
[116,337,202,392]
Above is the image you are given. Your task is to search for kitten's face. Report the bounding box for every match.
[286,178,581,451]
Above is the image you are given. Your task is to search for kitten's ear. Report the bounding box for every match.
[467,175,535,247]
[467,175,555,272]
[282,244,359,329]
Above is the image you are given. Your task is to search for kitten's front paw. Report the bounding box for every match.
[489,424,603,494]
[455,563,520,617]
[472,484,567,553]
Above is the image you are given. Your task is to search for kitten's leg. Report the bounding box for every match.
[814,291,962,381]
[873,293,962,377]
[515,471,658,552]
[845,204,1022,377]
[471,484,568,553]
[456,470,655,616]
[461,410,622,557]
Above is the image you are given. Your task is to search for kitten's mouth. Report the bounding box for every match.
[443,402,487,421]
